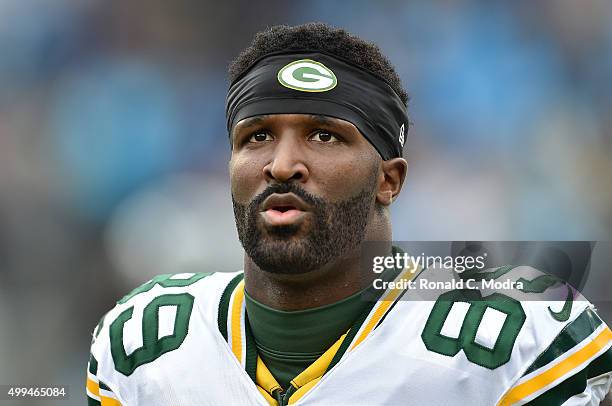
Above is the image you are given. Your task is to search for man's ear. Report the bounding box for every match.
[376,158,408,206]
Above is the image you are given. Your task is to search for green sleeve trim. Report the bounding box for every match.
[217,273,244,341]
[87,396,102,406]
[88,354,98,375]
[525,308,603,375]
[94,315,106,340]
[524,368,587,405]
[524,347,611,405]
[587,346,612,379]
[87,355,101,406]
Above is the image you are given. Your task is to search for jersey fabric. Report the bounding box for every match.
[87,266,612,405]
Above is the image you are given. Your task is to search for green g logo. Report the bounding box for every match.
[277,59,337,92]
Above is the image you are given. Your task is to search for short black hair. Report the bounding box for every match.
[229,22,409,106]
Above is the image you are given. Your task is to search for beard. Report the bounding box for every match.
[232,174,378,274]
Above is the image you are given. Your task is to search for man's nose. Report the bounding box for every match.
[263,136,309,183]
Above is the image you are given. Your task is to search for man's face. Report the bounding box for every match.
[229,114,382,274]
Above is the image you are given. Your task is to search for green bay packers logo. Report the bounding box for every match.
[277,59,337,92]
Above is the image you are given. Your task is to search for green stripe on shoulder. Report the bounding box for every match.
[217,273,244,341]
[523,368,587,405]
[524,346,612,405]
[93,315,106,340]
[525,307,603,375]
[587,346,612,379]
[88,396,101,406]
[88,354,98,375]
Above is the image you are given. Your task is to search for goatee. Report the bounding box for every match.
[232,176,377,274]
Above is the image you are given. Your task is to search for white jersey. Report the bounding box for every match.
[87,266,612,405]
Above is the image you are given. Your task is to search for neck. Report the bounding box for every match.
[244,216,391,311]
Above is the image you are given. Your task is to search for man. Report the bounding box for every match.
[87,23,612,405]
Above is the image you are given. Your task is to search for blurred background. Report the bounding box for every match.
[0,0,611,404]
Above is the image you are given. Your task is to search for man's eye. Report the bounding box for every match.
[310,131,339,143]
[249,132,272,142]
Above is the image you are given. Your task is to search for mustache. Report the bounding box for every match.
[249,183,323,212]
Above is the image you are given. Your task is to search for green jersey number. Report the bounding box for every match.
[110,293,194,376]
[118,273,209,304]
[109,273,210,375]
[421,289,526,369]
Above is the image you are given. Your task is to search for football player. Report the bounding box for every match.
[87,23,612,405]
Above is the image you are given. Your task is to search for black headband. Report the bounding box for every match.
[225,51,408,160]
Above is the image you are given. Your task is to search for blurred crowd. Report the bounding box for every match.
[0,1,610,404]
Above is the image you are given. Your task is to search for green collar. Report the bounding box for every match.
[244,286,369,357]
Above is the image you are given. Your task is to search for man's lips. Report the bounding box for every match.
[261,193,311,212]
[260,193,311,227]
[261,208,306,226]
